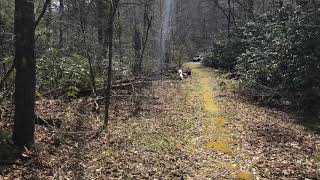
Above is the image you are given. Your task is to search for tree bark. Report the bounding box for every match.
[46,0,52,44]
[78,2,97,95]
[247,0,254,18]
[0,14,4,77]
[12,0,36,147]
[96,0,108,75]
[117,9,123,63]
[227,0,231,38]
[133,25,142,75]
[59,0,64,48]
[104,0,120,126]
[132,1,152,76]
[139,1,152,74]
[96,0,105,46]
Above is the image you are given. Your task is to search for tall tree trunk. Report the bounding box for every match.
[46,0,52,44]
[117,9,123,63]
[132,1,152,76]
[139,1,152,73]
[104,26,114,126]
[248,0,254,12]
[59,0,64,48]
[227,0,231,38]
[247,0,254,18]
[0,14,4,77]
[12,0,36,147]
[133,25,142,75]
[79,1,97,95]
[104,0,120,126]
[96,0,105,46]
[96,0,108,75]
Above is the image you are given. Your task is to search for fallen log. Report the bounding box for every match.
[40,78,151,98]
[35,115,62,128]
[79,80,151,97]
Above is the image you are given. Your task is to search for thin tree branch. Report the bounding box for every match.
[35,0,51,27]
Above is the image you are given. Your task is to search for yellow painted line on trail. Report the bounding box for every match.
[186,63,254,179]
[187,63,219,114]
[202,77,219,113]
[187,64,234,155]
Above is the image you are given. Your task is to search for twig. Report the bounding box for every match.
[35,0,51,28]
[51,158,72,180]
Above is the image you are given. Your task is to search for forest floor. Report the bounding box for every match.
[1,64,320,179]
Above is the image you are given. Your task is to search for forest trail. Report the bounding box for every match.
[78,63,319,179]
[182,63,254,179]
[75,64,258,179]
[181,64,319,179]
[2,1,320,179]
[2,64,319,179]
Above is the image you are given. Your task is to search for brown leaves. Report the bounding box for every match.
[1,65,320,179]
[220,90,320,179]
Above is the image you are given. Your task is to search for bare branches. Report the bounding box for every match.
[35,0,51,28]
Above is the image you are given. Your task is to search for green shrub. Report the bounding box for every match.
[203,2,320,112]
[66,86,80,98]
[236,3,320,110]
[37,49,91,91]
[202,39,243,71]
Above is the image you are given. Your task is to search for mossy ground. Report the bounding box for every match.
[237,171,254,180]
[184,63,254,178]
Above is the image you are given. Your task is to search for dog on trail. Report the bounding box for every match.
[178,69,184,80]
[178,67,192,80]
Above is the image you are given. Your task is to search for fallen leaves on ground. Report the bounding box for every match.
[0,65,319,179]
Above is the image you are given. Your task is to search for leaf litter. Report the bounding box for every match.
[0,64,319,179]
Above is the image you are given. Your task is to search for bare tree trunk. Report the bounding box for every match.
[140,1,152,70]
[12,0,36,147]
[104,0,120,126]
[133,25,142,75]
[78,0,96,95]
[96,0,110,77]
[132,1,152,76]
[117,9,123,63]
[227,0,231,38]
[96,0,104,46]
[248,0,254,12]
[247,0,254,18]
[0,15,4,78]
[82,26,96,90]
[46,0,52,44]
[59,0,64,48]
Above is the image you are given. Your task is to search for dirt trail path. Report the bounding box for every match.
[182,63,319,179]
[182,64,254,179]
[77,63,256,179]
[2,64,319,179]
[79,63,319,179]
